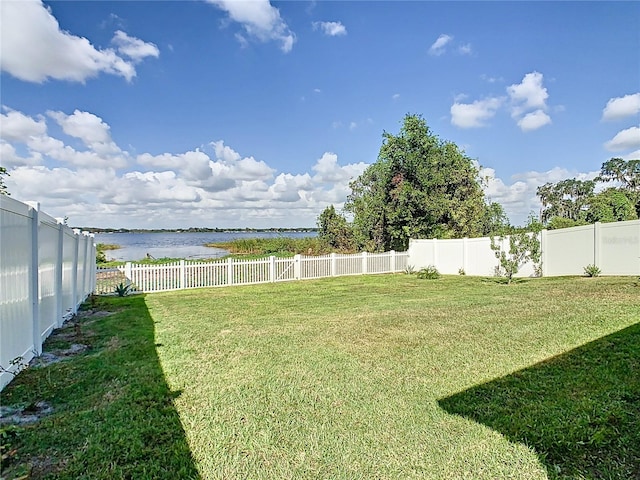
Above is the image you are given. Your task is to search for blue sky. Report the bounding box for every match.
[1,0,639,229]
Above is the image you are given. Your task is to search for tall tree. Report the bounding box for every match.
[537,179,595,224]
[345,114,487,251]
[317,205,355,251]
[597,157,640,216]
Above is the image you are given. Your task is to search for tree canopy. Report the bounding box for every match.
[344,114,488,251]
[537,158,639,228]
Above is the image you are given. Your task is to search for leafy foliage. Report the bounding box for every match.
[345,114,488,251]
[0,166,9,196]
[538,158,640,227]
[317,205,356,251]
[416,265,440,279]
[583,264,601,277]
[114,282,131,297]
[490,217,542,284]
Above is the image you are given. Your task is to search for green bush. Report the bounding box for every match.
[584,264,601,277]
[416,265,440,280]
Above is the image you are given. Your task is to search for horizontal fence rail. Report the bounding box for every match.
[96,251,409,294]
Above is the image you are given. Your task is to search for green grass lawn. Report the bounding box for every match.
[1,275,638,479]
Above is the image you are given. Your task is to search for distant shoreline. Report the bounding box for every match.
[80,227,318,234]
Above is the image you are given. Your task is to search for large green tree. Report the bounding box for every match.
[344,114,487,251]
[317,205,355,251]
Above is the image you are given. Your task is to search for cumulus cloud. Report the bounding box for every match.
[458,43,472,55]
[0,108,47,142]
[428,34,453,56]
[450,97,503,128]
[207,0,296,52]
[517,110,552,132]
[507,72,549,117]
[312,21,347,36]
[506,72,552,131]
[111,30,160,62]
[604,126,640,152]
[602,93,640,121]
[0,0,156,83]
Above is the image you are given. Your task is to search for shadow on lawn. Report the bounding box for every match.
[0,294,200,479]
[439,322,640,480]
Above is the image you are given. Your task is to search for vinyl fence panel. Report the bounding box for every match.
[1,197,95,390]
[408,220,640,278]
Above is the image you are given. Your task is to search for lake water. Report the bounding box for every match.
[94,231,316,261]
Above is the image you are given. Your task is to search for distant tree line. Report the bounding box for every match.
[536,158,639,229]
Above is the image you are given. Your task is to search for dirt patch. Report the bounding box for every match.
[0,401,53,426]
[30,344,90,368]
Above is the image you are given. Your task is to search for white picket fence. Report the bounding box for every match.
[96,251,409,294]
[1,196,96,390]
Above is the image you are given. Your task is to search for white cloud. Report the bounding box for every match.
[506,72,552,131]
[210,140,275,180]
[604,126,640,152]
[0,0,158,83]
[458,43,472,55]
[392,93,400,100]
[480,74,503,84]
[312,21,347,36]
[0,108,47,142]
[507,72,549,117]
[111,30,160,62]
[450,97,503,128]
[428,34,453,56]
[517,110,552,132]
[207,0,296,53]
[602,93,640,121]
[349,121,358,131]
[0,141,43,167]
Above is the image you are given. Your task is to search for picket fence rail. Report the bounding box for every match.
[96,251,409,294]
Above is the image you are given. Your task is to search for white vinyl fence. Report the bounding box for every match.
[96,251,409,294]
[1,196,96,390]
[408,219,640,277]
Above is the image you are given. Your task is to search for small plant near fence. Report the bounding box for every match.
[404,265,416,275]
[416,265,440,280]
[114,282,131,297]
[458,267,466,276]
[490,217,542,285]
[583,264,601,277]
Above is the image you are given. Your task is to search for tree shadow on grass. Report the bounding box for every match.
[439,322,640,480]
[0,294,200,479]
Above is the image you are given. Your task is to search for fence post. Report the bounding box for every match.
[26,202,41,356]
[594,222,601,269]
[293,254,301,280]
[227,257,234,285]
[390,250,396,272]
[462,238,468,274]
[124,262,132,288]
[80,232,90,299]
[269,256,276,282]
[71,229,80,313]
[362,252,368,274]
[331,253,337,276]
[55,219,65,327]
[89,234,96,294]
[540,229,548,277]
[180,260,186,289]
[432,239,438,269]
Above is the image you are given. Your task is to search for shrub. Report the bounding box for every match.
[114,282,131,297]
[458,267,466,276]
[583,264,601,277]
[417,265,440,280]
[404,265,416,275]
